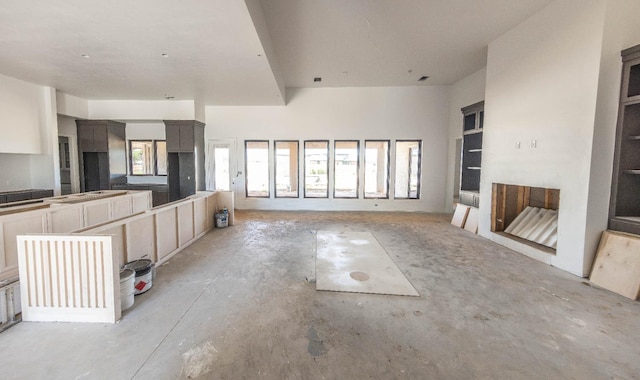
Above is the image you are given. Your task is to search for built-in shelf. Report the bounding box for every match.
[610,44,640,235]
[460,101,484,197]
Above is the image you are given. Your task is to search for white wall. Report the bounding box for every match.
[56,92,88,119]
[445,68,487,210]
[206,86,451,212]
[481,0,606,276]
[0,74,47,154]
[88,100,195,120]
[0,76,59,193]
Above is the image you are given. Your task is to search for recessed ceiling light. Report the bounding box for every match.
[314,77,322,82]
[418,76,429,81]
[81,54,90,58]
[161,53,169,58]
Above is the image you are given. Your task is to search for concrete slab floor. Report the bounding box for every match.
[1,210,639,379]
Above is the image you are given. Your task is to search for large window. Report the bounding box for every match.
[245,140,270,197]
[334,140,359,198]
[394,140,421,199]
[364,140,389,199]
[129,140,167,176]
[304,140,329,198]
[275,141,299,197]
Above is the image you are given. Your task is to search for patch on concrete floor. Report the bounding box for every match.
[307,327,327,356]
[181,341,217,379]
[315,231,419,296]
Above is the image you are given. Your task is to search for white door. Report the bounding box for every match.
[206,139,237,193]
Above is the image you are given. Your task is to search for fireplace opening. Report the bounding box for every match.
[491,183,560,254]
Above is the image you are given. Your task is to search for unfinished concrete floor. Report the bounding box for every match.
[1,210,639,379]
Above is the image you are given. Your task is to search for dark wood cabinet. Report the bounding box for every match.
[459,101,484,207]
[165,121,202,153]
[164,120,205,201]
[610,45,640,235]
[76,120,127,192]
[77,122,109,152]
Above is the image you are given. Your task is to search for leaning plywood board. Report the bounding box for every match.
[451,203,470,228]
[590,230,640,300]
[464,207,479,233]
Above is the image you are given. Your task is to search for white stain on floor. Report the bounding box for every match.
[181,341,218,379]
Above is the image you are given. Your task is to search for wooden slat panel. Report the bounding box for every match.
[17,235,119,323]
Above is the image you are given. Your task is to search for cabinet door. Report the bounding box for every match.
[78,125,95,152]
[166,125,181,152]
[92,125,108,152]
[179,124,194,152]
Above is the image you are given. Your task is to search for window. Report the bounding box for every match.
[129,140,167,176]
[394,140,421,199]
[304,141,329,198]
[275,141,299,197]
[245,140,270,197]
[334,140,359,198]
[364,140,389,198]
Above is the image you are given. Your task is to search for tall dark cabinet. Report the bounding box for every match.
[164,120,205,201]
[609,45,640,235]
[459,101,484,208]
[76,120,127,192]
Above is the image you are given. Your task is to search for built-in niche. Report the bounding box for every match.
[491,183,559,253]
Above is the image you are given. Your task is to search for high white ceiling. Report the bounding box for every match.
[0,0,553,105]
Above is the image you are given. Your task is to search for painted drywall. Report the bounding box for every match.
[33,88,59,194]
[445,68,487,210]
[0,77,58,193]
[56,92,89,119]
[0,73,47,154]
[584,0,640,275]
[481,0,606,276]
[205,86,450,212]
[0,154,32,191]
[126,122,166,140]
[88,100,195,120]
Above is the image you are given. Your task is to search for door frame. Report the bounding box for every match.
[206,138,238,195]
[58,133,80,194]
